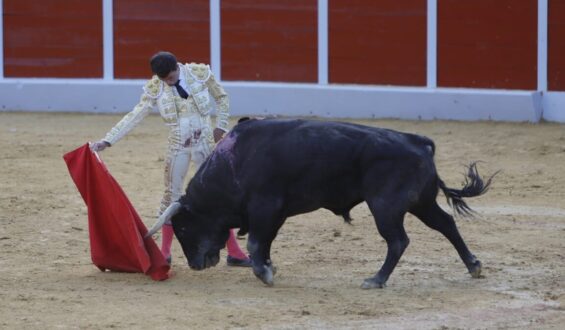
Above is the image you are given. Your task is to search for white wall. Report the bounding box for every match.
[542,92,565,122]
[0,79,547,123]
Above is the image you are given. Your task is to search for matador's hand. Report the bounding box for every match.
[213,128,225,143]
[90,140,110,152]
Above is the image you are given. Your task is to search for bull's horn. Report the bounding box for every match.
[144,202,182,238]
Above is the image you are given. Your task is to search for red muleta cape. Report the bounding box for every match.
[63,144,169,281]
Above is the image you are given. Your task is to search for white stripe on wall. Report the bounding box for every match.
[210,0,221,80]
[0,79,543,122]
[0,0,4,79]
[537,0,548,91]
[103,0,114,80]
[427,0,437,88]
[317,0,328,84]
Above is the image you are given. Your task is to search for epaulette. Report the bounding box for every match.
[142,75,164,99]
[188,63,212,83]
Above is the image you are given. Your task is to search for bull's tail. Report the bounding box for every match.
[438,162,498,217]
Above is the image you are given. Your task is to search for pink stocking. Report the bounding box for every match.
[226,229,248,259]
[161,224,174,259]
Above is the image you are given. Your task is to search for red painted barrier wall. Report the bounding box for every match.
[1,0,563,91]
[548,0,565,91]
[438,0,537,89]
[329,0,427,86]
[221,0,317,82]
[113,0,210,79]
[3,0,103,78]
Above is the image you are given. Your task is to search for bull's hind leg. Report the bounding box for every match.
[411,202,482,278]
[362,199,410,289]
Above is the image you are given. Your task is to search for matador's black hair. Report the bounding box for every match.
[150,51,178,78]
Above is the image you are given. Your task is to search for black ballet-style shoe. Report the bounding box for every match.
[226,255,252,267]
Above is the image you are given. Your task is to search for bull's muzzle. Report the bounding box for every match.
[188,251,220,270]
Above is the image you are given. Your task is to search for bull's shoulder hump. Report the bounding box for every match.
[232,119,380,142]
[232,118,305,133]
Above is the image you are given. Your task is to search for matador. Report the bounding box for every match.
[91,51,251,267]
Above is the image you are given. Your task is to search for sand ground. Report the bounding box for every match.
[0,112,564,329]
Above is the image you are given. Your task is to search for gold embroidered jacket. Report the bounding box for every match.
[103,63,229,146]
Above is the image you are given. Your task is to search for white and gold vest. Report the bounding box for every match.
[103,63,230,147]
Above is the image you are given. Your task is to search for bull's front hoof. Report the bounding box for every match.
[203,254,220,269]
[188,262,204,270]
[265,259,277,276]
[469,260,483,279]
[253,265,274,287]
[361,277,386,289]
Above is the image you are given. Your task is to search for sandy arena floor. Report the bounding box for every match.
[0,112,564,329]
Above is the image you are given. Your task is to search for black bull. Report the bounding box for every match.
[169,119,495,289]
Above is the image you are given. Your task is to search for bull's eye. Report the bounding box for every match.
[175,227,188,238]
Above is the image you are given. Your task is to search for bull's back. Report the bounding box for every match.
[233,120,366,174]
[234,119,431,161]
[231,119,433,185]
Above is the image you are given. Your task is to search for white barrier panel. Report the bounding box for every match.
[0,79,549,122]
[0,79,143,113]
[225,82,543,122]
[542,92,565,122]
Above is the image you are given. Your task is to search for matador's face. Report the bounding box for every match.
[160,64,180,86]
